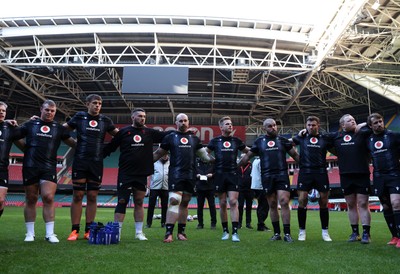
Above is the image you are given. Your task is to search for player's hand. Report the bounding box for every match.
[5,119,18,126]
[30,115,40,120]
[298,129,306,136]
[355,122,367,133]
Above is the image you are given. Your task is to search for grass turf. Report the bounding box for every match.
[0,206,398,274]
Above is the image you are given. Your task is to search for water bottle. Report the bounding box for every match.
[88,222,98,244]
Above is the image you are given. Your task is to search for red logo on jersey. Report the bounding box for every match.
[133,135,142,143]
[310,137,318,144]
[267,141,275,147]
[40,125,50,133]
[89,120,98,127]
[374,141,383,149]
[343,135,352,142]
[180,137,188,144]
[223,141,231,148]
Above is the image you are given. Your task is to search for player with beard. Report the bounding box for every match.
[328,114,372,243]
[21,100,76,243]
[293,116,333,242]
[239,118,299,242]
[207,116,249,242]
[153,113,211,243]
[67,94,118,241]
[366,113,400,248]
[103,108,170,241]
[0,101,24,218]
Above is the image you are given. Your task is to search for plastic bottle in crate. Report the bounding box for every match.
[88,222,98,244]
[111,222,120,244]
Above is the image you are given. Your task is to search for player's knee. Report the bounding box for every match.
[269,200,278,209]
[134,198,144,207]
[298,199,308,208]
[41,193,54,204]
[86,192,98,203]
[72,191,84,202]
[357,200,368,209]
[229,199,238,207]
[169,192,182,206]
[24,189,38,203]
[115,199,128,214]
[391,200,400,211]
[278,196,289,207]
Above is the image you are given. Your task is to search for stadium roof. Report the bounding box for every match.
[1,0,400,133]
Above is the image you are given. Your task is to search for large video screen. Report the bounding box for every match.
[121,66,188,94]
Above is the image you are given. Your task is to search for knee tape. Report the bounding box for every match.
[169,192,182,214]
[115,199,128,214]
[114,192,131,214]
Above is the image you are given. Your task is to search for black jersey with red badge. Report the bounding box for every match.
[20,119,70,169]
[293,133,332,173]
[367,129,400,176]
[329,129,370,174]
[67,111,115,161]
[0,122,22,170]
[250,135,293,176]
[207,135,246,173]
[161,131,203,181]
[104,126,169,178]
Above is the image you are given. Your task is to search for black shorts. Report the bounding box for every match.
[117,176,147,195]
[168,178,195,194]
[372,174,400,197]
[0,169,8,188]
[261,174,290,195]
[214,172,240,193]
[23,167,57,186]
[72,159,103,183]
[297,172,329,193]
[340,173,371,196]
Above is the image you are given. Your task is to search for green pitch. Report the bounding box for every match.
[0,207,397,274]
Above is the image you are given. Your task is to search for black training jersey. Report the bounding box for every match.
[207,135,246,173]
[367,129,400,176]
[20,119,70,169]
[104,126,170,178]
[160,131,203,181]
[0,122,23,170]
[292,133,332,173]
[67,111,115,161]
[328,128,370,174]
[250,135,293,176]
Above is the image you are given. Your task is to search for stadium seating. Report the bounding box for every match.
[9,165,23,183]
[5,193,25,206]
[102,168,118,187]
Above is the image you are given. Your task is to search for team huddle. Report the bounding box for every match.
[0,94,399,247]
